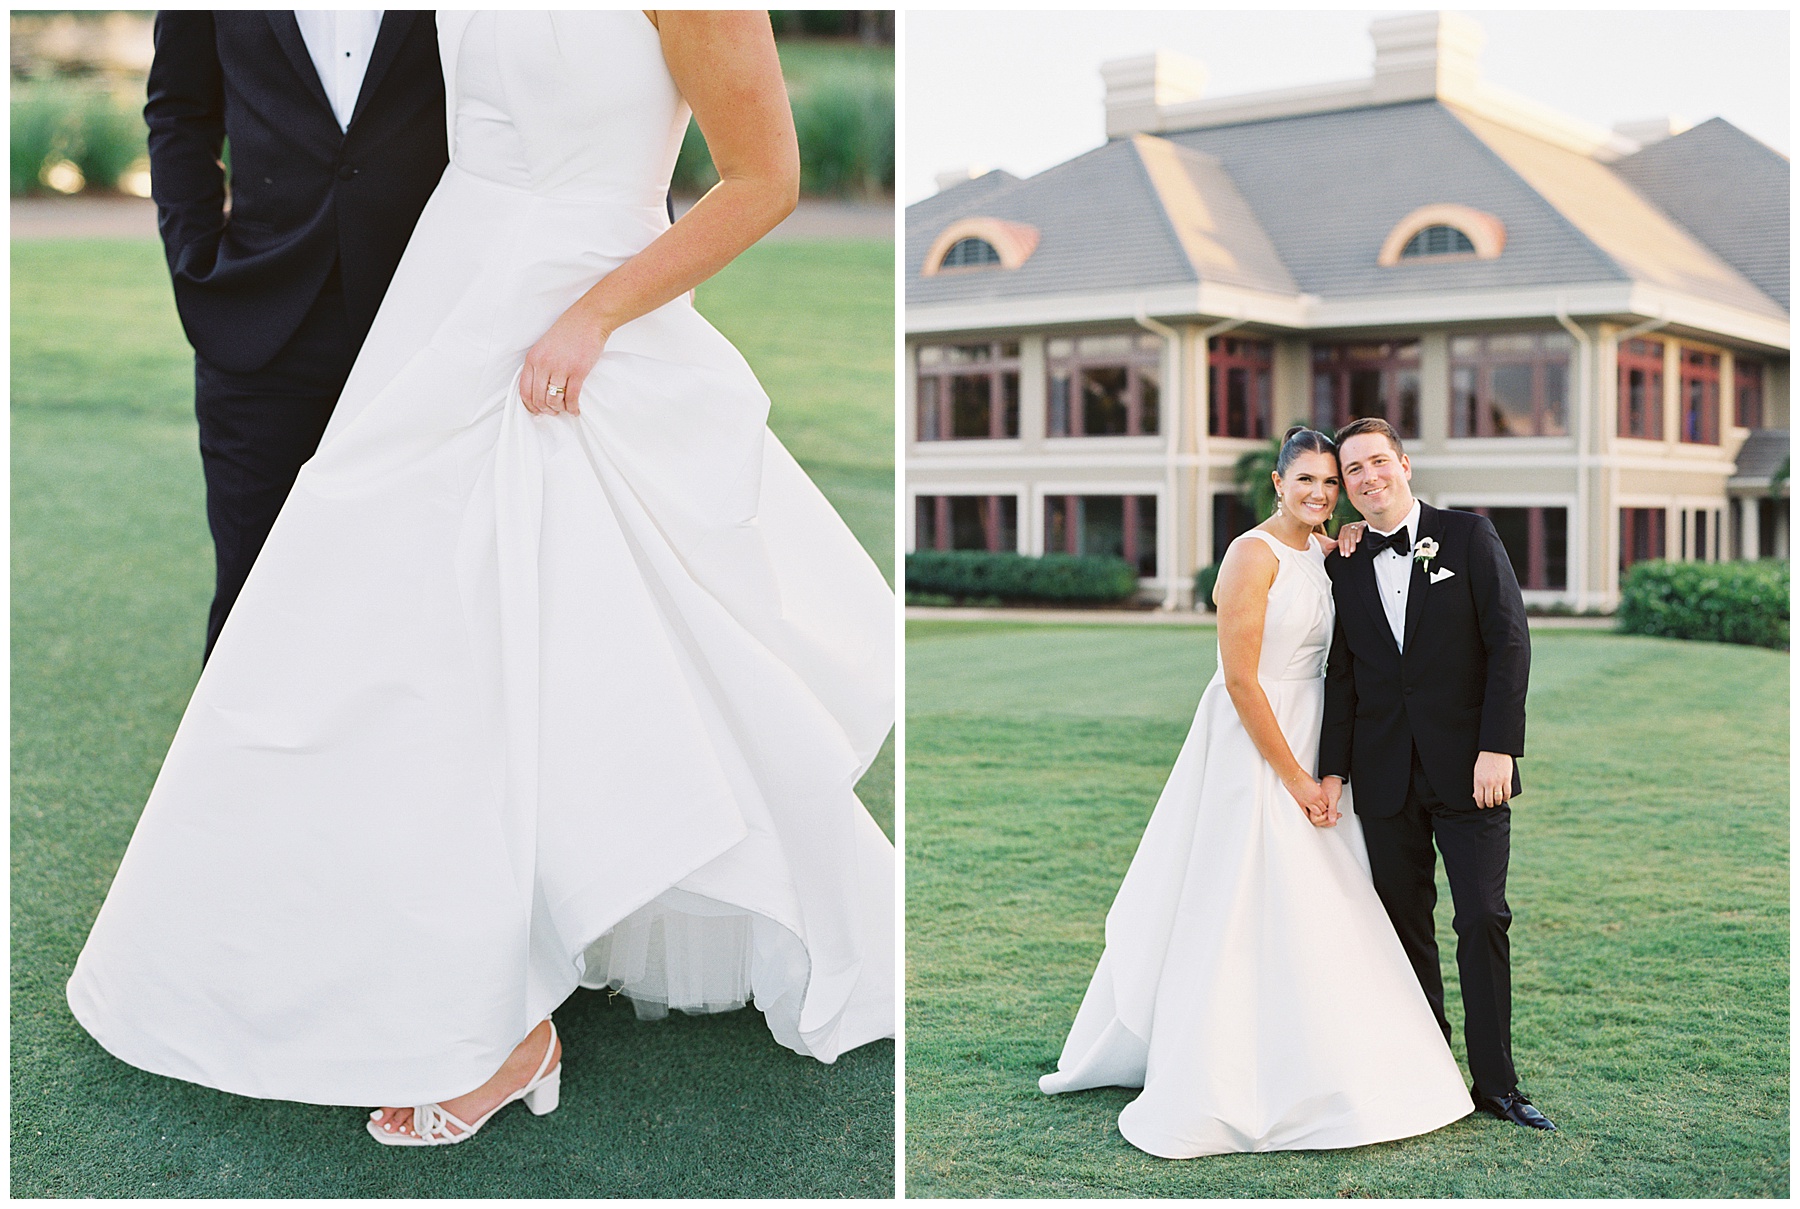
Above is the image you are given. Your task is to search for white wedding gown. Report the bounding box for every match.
[67,11,894,1108]
[1040,530,1468,1158]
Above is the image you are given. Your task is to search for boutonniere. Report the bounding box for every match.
[1412,537,1440,568]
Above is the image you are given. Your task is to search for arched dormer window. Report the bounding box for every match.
[922,217,1041,276]
[1378,204,1506,267]
[943,237,1001,268]
[1402,225,1475,258]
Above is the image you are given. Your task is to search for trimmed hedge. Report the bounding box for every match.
[11,81,146,196]
[1194,563,1221,611]
[1617,559,1788,649]
[905,550,1139,604]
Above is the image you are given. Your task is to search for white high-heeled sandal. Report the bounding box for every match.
[366,1020,562,1147]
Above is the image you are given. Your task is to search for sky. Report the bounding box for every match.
[903,10,1791,203]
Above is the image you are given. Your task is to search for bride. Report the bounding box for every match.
[67,11,894,1147]
[1039,427,1469,1158]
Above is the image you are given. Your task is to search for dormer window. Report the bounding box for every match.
[943,238,1001,268]
[1378,204,1506,266]
[1402,224,1475,258]
[921,217,1042,276]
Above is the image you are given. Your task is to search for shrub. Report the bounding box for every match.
[1194,563,1220,611]
[905,550,1139,605]
[792,77,893,196]
[10,81,146,196]
[1617,560,1788,650]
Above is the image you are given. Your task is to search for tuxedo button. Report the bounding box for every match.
[337,165,358,181]
[1404,685,1414,695]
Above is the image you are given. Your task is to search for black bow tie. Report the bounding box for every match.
[1366,526,1411,557]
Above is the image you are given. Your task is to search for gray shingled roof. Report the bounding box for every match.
[1730,428,1790,486]
[908,99,1788,321]
[1164,100,1624,299]
[907,139,1207,305]
[1453,108,1785,319]
[1612,118,1790,311]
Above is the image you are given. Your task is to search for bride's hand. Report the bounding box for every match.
[520,302,611,417]
[1284,770,1334,827]
[1331,521,1367,557]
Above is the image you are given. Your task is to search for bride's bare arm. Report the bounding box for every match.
[1214,538,1334,825]
[520,10,799,416]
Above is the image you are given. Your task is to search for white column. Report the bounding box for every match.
[1742,496,1761,560]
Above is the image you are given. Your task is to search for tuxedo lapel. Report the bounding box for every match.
[1400,503,1439,653]
[1349,546,1400,657]
[265,12,337,122]
[347,11,419,132]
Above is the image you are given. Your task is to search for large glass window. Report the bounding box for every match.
[1449,332,1571,437]
[1311,342,1420,438]
[1616,337,1664,439]
[1047,333,1162,437]
[916,342,1020,441]
[1208,337,1273,439]
[1735,358,1765,428]
[1044,494,1158,577]
[1620,507,1666,574]
[1212,493,1258,564]
[914,495,1018,553]
[1456,506,1567,590]
[1680,349,1720,445]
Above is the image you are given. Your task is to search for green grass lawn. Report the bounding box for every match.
[906,621,1788,1197]
[12,238,894,1198]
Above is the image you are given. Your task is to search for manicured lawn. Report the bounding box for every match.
[905,621,1788,1197]
[12,238,894,1198]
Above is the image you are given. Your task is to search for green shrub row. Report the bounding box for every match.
[673,77,893,198]
[1617,559,1788,649]
[1194,563,1221,611]
[906,550,1140,604]
[12,81,146,196]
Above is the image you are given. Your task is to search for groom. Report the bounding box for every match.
[1317,417,1554,1131]
[145,12,447,658]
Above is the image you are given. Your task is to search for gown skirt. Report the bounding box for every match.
[67,11,894,1109]
[1039,531,1469,1158]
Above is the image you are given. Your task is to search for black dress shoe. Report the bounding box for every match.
[1474,1090,1557,1131]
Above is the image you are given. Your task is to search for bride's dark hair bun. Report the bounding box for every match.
[1276,425,1336,477]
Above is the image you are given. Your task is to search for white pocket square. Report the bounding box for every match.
[1429,568,1456,584]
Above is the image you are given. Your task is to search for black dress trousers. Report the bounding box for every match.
[1358,746,1517,1101]
[194,263,357,659]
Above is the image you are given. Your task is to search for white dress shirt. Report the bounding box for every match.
[1369,498,1422,651]
[294,11,384,131]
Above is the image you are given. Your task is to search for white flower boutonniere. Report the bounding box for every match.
[1412,537,1440,568]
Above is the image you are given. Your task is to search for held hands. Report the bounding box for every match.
[520,299,613,417]
[1284,769,1341,828]
[1473,751,1514,809]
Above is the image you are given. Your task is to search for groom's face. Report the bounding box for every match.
[1338,433,1414,526]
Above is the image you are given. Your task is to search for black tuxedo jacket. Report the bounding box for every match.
[1319,502,1530,818]
[146,11,448,374]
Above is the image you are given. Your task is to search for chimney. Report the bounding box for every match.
[934,166,991,194]
[1368,11,1485,105]
[1612,116,1692,149]
[1102,51,1207,138]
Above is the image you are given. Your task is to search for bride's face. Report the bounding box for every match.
[1273,450,1340,526]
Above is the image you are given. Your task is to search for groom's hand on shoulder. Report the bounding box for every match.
[1473,752,1513,809]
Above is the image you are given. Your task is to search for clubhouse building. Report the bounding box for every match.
[904,12,1789,609]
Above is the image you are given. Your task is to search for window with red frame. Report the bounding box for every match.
[1616,338,1664,439]
[1311,342,1420,438]
[914,495,1017,553]
[1454,506,1567,589]
[1044,494,1158,577]
[1208,337,1272,439]
[916,342,1020,441]
[1619,507,1666,574]
[1680,349,1720,445]
[1449,332,1572,437]
[1047,333,1162,437]
[1735,358,1764,429]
